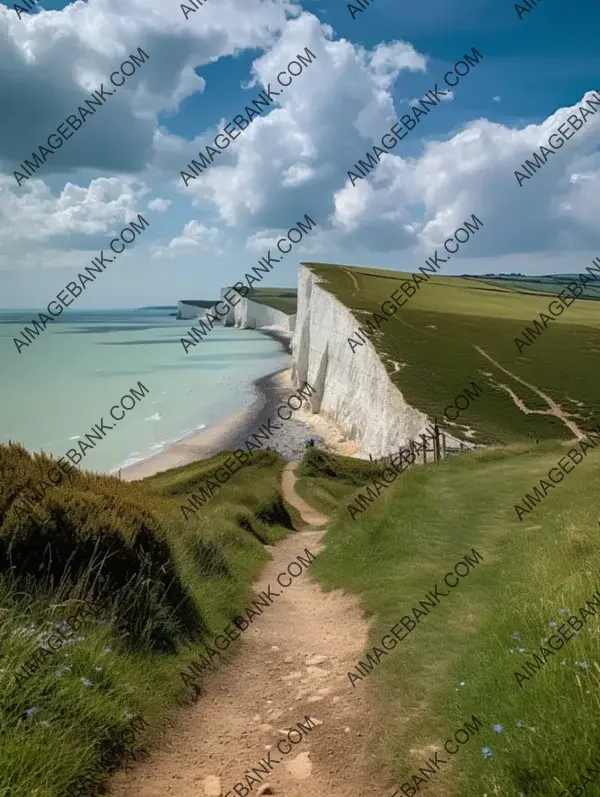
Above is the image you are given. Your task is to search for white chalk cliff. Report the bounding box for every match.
[215,289,296,333]
[290,263,468,460]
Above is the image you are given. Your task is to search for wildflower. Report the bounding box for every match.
[559,609,568,616]
[518,647,526,654]
[24,707,39,717]
[103,647,112,654]
[512,632,521,640]
[75,636,85,642]
[38,720,50,728]
[123,711,133,720]
[81,678,93,687]
[516,721,525,728]
[481,747,493,759]
[94,667,102,672]
[561,660,566,666]
[55,671,62,678]
[549,621,557,628]
[577,662,588,671]
[493,724,503,733]
[459,681,465,687]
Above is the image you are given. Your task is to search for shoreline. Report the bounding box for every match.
[121,325,351,482]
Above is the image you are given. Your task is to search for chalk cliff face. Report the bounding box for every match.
[290,264,466,459]
[218,289,296,333]
[177,300,218,320]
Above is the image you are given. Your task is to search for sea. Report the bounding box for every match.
[0,308,290,474]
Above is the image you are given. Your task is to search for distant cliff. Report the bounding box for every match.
[218,289,296,333]
[177,300,219,320]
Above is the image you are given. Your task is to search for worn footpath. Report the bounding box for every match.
[108,462,385,797]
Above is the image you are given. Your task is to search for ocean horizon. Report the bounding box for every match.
[0,307,290,474]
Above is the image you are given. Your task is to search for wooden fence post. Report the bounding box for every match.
[421,435,428,464]
[433,420,440,462]
[441,433,447,458]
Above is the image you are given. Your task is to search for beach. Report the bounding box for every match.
[122,329,355,482]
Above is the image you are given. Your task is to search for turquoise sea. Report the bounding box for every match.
[0,308,290,473]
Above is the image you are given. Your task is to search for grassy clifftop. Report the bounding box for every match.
[246,287,297,315]
[303,262,600,446]
[305,442,600,797]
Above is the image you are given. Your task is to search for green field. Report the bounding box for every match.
[304,263,600,445]
[471,273,600,301]
[247,287,297,315]
[306,442,600,797]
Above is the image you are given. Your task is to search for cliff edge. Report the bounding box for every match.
[290,263,466,459]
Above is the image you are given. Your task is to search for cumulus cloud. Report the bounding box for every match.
[0,175,148,250]
[177,12,429,229]
[147,197,171,212]
[0,0,300,179]
[151,219,223,257]
[330,90,600,256]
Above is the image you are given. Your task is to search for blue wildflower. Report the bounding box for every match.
[512,632,521,640]
[81,678,93,687]
[24,707,39,717]
[493,724,503,733]
[549,621,557,628]
[481,747,493,759]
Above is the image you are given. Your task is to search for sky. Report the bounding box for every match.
[1,0,599,308]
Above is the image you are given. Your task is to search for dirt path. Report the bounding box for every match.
[108,463,383,797]
[473,344,585,438]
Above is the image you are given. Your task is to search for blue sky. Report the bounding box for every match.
[1,0,598,308]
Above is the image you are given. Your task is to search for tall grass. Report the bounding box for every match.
[308,441,600,796]
[0,443,295,796]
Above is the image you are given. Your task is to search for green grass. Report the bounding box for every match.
[310,442,600,797]
[294,447,382,515]
[0,446,295,797]
[473,274,600,301]
[303,262,600,446]
[246,287,297,315]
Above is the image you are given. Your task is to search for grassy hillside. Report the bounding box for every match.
[0,444,296,797]
[307,443,600,797]
[247,287,297,315]
[304,263,600,446]
[471,273,600,300]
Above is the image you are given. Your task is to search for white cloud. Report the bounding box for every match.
[0,175,148,252]
[177,12,429,231]
[0,0,300,179]
[147,197,171,212]
[330,90,600,255]
[151,219,223,257]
